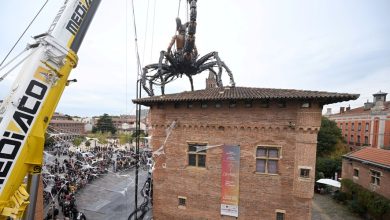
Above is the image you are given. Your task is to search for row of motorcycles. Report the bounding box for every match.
[45,194,86,220]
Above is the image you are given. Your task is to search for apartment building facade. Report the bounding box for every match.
[328,91,390,149]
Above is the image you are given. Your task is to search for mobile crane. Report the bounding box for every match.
[0,0,101,218]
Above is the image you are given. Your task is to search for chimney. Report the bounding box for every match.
[346,106,351,111]
[340,107,345,113]
[364,100,373,110]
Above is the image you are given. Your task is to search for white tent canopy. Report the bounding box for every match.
[316,178,341,188]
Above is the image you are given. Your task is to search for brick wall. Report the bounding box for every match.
[149,100,322,219]
[342,159,390,199]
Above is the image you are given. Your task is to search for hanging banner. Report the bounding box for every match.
[220,145,240,217]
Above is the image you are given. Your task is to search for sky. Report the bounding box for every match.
[1,0,389,117]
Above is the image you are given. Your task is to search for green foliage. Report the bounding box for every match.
[93,113,116,134]
[72,137,84,147]
[315,157,341,179]
[44,132,55,149]
[332,191,348,203]
[119,133,132,145]
[341,179,390,219]
[85,140,91,147]
[317,117,343,157]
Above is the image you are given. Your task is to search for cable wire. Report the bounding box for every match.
[0,0,49,67]
[141,0,150,66]
[149,0,156,62]
[0,47,37,82]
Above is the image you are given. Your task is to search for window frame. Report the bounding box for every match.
[275,210,286,220]
[365,123,369,132]
[255,145,281,175]
[299,167,311,179]
[370,169,381,186]
[187,142,207,168]
[178,196,187,209]
[353,168,359,178]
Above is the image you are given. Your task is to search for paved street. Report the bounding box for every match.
[75,169,152,220]
[312,193,362,220]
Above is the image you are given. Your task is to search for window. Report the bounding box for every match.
[229,101,237,108]
[365,123,369,132]
[340,123,343,130]
[353,168,359,178]
[357,135,361,144]
[201,102,208,108]
[358,123,361,131]
[215,102,222,108]
[260,100,270,108]
[278,101,286,108]
[276,212,285,220]
[157,103,164,109]
[178,196,186,208]
[188,143,206,167]
[256,146,280,174]
[350,135,354,143]
[370,170,381,186]
[174,103,180,108]
[301,102,311,108]
[187,102,193,108]
[351,123,355,131]
[245,100,253,108]
[300,168,310,178]
[364,136,369,145]
[345,123,348,130]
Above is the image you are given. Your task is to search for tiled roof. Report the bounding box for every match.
[331,101,390,116]
[344,147,390,168]
[133,87,359,105]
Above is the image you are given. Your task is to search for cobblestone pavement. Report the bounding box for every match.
[75,169,151,220]
[312,193,362,220]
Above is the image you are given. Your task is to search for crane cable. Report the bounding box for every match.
[149,0,156,62]
[131,0,143,79]
[0,0,49,67]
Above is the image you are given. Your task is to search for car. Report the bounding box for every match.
[81,152,94,158]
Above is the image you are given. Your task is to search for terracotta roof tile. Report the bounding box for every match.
[344,147,390,167]
[332,101,390,116]
[133,87,359,105]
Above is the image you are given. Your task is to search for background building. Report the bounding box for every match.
[49,112,85,141]
[328,91,390,149]
[134,87,357,219]
[342,147,390,199]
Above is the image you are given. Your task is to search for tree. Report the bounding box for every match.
[93,113,117,134]
[72,137,84,147]
[44,133,55,150]
[316,117,346,180]
[119,133,132,145]
[317,117,343,157]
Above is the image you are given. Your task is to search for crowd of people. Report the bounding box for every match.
[43,144,151,220]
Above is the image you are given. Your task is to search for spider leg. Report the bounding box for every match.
[195,52,216,67]
[187,74,194,91]
[213,52,224,87]
[220,61,235,87]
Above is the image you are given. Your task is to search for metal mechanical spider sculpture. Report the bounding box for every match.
[141,0,235,96]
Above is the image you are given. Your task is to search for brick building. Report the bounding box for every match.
[327,91,390,149]
[342,147,390,199]
[134,87,357,219]
[49,112,85,141]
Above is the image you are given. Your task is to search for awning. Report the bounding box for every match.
[316,178,341,188]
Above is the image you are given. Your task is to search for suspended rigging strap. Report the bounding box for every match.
[0,0,48,67]
[0,44,39,82]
